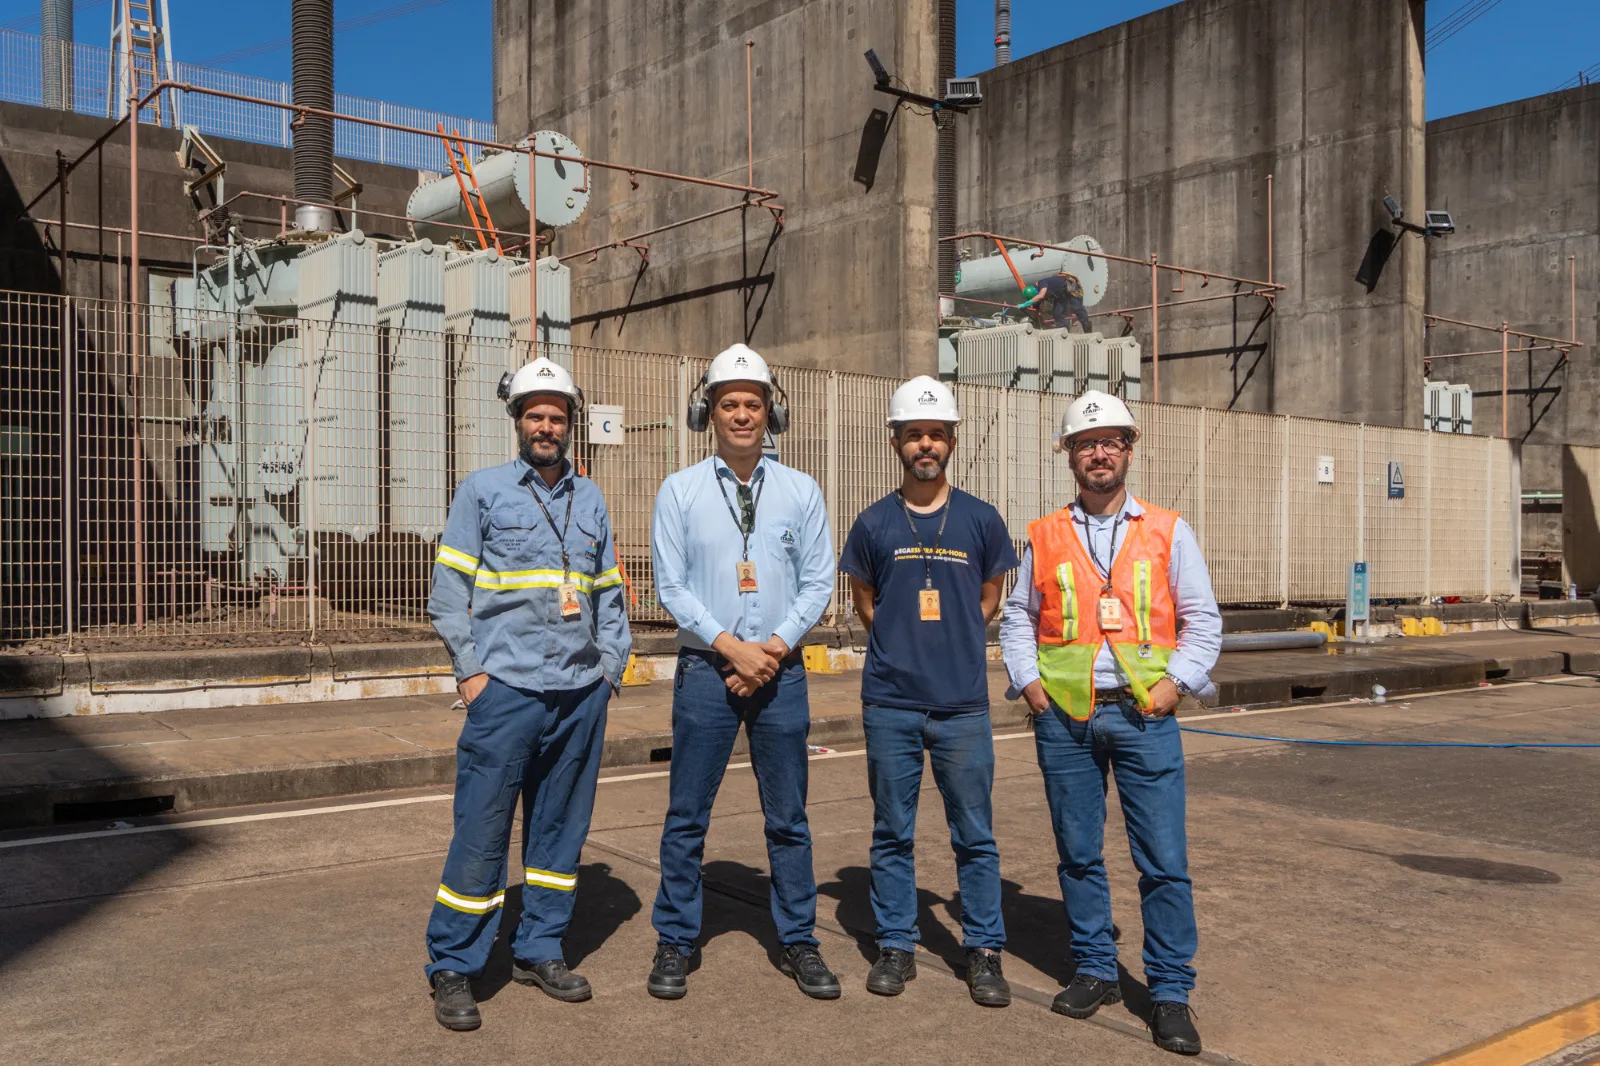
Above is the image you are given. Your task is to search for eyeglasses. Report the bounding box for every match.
[1068,436,1132,457]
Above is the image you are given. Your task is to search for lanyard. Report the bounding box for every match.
[899,491,952,590]
[527,475,575,582]
[716,470,765,562]
[1078,507,1122,592]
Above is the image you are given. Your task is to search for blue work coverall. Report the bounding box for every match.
[423,457,631,981]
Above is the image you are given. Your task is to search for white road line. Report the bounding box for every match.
[3,677,1578,852]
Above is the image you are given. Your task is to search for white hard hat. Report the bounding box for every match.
[886,375,961,427]
[500,356,583,417]
[705,343,775,393]
[1058,390,1139,446]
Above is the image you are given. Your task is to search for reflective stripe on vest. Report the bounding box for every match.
[1056,562,1079,642]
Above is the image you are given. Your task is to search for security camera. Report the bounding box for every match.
[865,49,891,87]
[1383,195,1404,223]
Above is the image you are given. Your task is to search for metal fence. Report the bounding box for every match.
[0,289,1520,643]
[2,28,496,173]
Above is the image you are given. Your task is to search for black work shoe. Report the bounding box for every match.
[779,943,842,999]
[512,957,592,1002]
[865,947,917,996]
[431,970,481,1031]
[1150,1001,1202,1055]
[965,948,1012,1007]
[1052,973,1123,1019]
[647,944,689,1000]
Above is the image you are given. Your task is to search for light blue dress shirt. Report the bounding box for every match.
[428,458,632,691]
[1000,495,1222,699]
[651,455,835,652]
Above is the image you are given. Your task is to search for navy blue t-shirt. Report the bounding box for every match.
[838,487,1019,711]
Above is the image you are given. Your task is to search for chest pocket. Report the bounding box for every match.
[570,517,602,577]
[485,499,558,567]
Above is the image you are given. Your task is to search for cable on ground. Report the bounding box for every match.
[1179,726,1600,749]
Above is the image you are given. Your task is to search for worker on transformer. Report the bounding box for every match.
[999,390,1220,1056]
[423,356,631,1032]
[646,343,840,1001]
[1020,269,1093,333]
[837,376,1017,1006]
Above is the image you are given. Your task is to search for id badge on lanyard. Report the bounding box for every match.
[1097,593,1124,631]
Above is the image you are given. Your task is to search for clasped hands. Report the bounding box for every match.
[713,633,789,698]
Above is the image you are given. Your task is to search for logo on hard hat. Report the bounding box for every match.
[734,355,749,367]
[1083,401,1101,416]
[536,366,555,378]
[917,391,937,405]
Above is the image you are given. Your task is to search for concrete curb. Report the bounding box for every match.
[4,640,1594,832]
[24,605,1591,714]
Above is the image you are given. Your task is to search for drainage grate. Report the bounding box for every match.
[53,795,175,824]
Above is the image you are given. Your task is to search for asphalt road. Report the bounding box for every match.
[3,677,1599,1066]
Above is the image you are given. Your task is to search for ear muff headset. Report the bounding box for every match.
[496,370,585,419]
[687,373,790,435]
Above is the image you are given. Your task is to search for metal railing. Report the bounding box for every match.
[2,28,496,173]
[0,289,1520,644]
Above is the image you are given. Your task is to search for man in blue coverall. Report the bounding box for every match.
[647,343,840,1001]
[423,356,631,1031]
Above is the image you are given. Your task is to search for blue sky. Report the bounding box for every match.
[4,0,1595,122]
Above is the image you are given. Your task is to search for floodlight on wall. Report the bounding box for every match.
[862,47,981,115]
[1356,194,1456,291]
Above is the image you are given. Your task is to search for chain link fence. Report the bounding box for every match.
[2,28,495,173]
[1,289,1520,644]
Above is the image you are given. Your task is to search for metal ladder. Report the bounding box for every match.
[438,123,502,253]
[108,0,179,127]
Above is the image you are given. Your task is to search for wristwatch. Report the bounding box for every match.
[1167,675,1191,697]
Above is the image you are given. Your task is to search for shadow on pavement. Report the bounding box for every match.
[816,865,968,973]
[0,722,200,976]
[699,859,786,971]
[476,861,642,1001]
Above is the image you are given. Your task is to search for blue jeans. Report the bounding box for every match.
[1033,698,1197,1003]
[424,675,610,981]
[652,649,818,949]
[863,704,1004,952]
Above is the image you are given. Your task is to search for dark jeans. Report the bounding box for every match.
[652,649,818,949]
[1053,296,1092,333]
[863,703,1004,952]
[1033,697,1197,1003]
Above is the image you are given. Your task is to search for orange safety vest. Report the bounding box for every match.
[1028,498,1180,719]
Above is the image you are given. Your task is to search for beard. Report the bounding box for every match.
[519,430,568,469]
[1075,459,1127,494]
[901,447,948,482]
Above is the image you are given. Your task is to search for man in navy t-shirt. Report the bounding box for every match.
[837,375,1019,1008]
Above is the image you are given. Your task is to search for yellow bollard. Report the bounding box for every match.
[620,654,650,686]
[1421,617,1444,637]
[802,645,839,674]
[1399,617,1423,637]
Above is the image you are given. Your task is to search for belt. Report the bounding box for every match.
[1093,690,1131,705]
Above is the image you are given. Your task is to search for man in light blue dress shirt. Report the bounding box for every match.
[646,344,840,1002]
